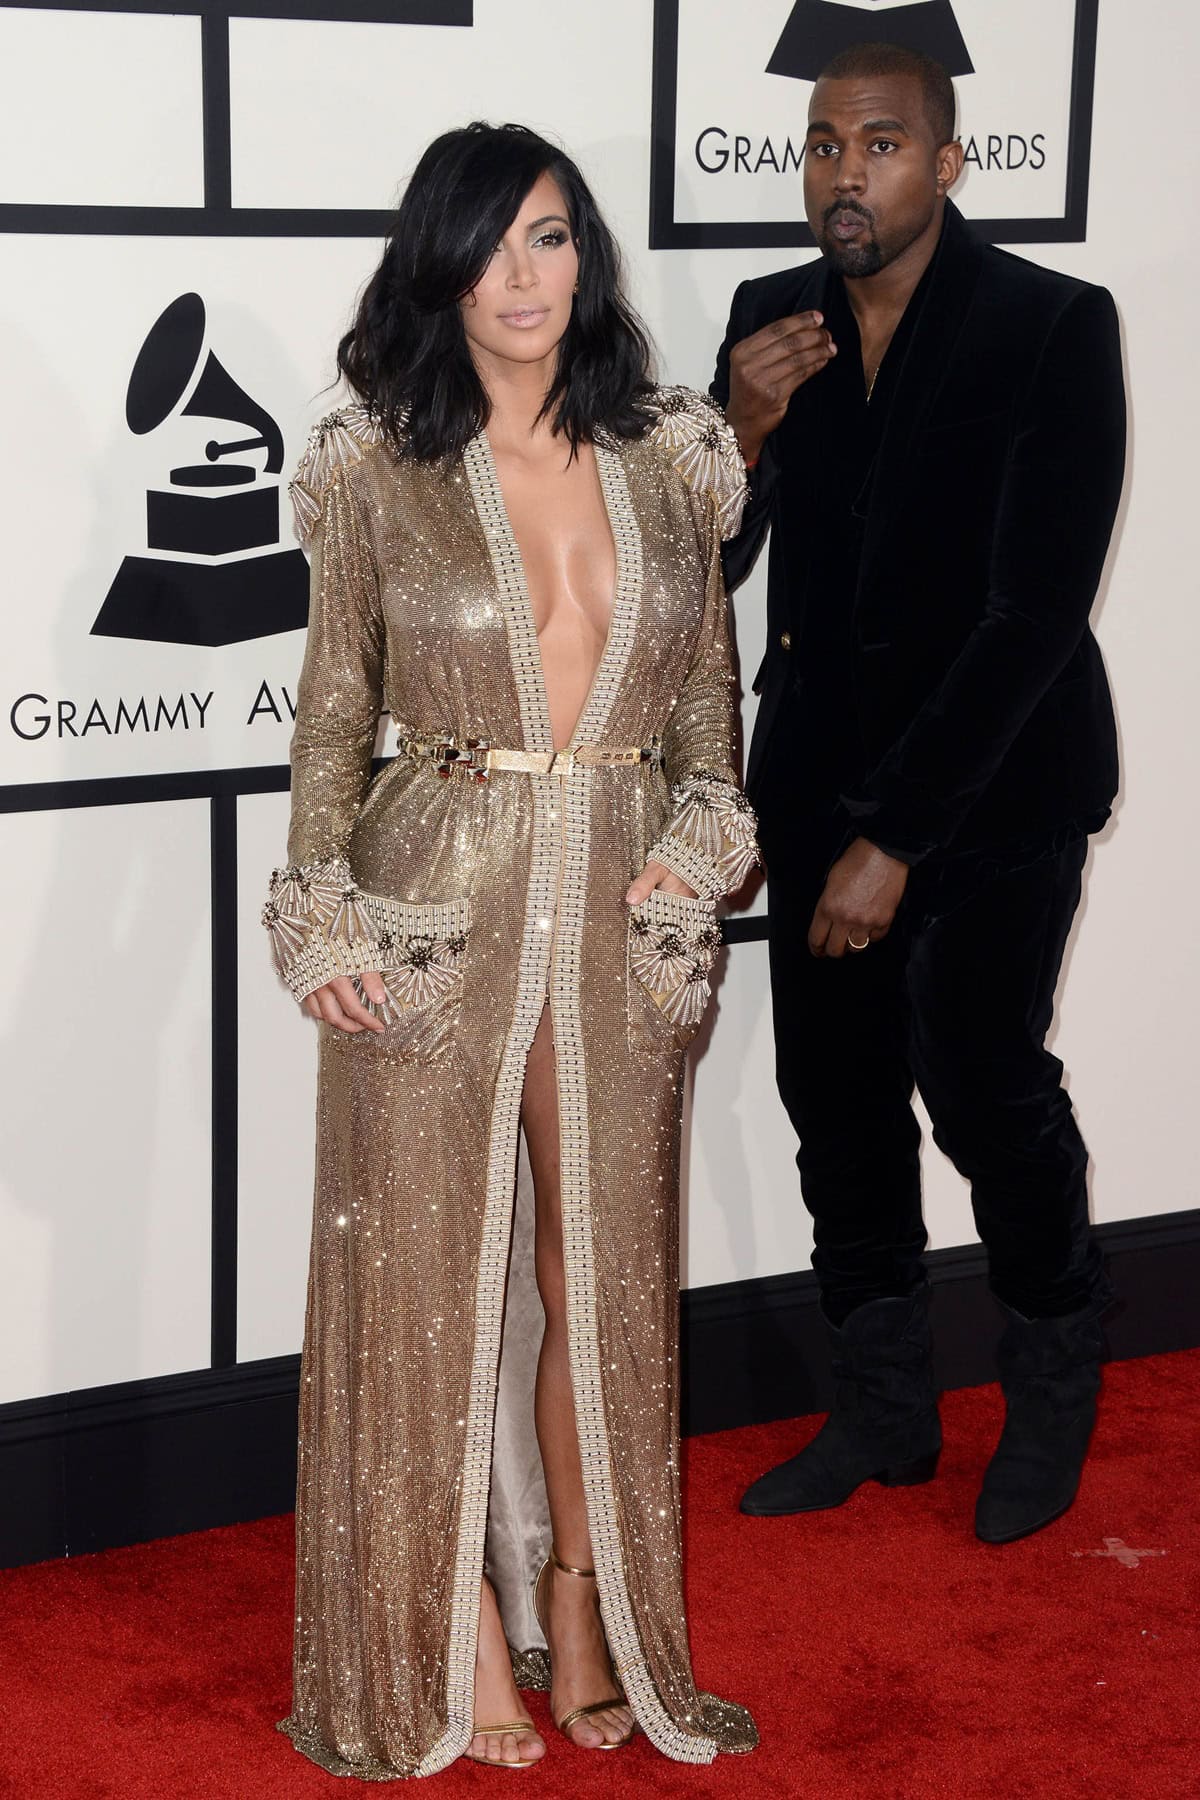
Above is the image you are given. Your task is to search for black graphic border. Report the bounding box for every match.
[0,1,471,238]
[649,0,1100,250]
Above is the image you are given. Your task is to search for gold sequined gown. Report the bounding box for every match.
[264,388,759,1778]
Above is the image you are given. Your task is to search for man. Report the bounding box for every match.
[713,41,1126,1543]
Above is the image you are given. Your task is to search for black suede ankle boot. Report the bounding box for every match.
[739,1290,942,1517]
[974,1300,1105,1545]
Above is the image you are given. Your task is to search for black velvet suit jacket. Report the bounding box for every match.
[713,202,1127,861]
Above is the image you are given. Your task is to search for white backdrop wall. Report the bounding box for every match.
[0,1,1196,1406]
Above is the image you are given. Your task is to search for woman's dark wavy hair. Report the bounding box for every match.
[337,122,656,462]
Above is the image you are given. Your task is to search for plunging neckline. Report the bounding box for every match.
[467,429,638,755]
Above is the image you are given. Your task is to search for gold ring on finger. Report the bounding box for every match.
[847,933,870,952]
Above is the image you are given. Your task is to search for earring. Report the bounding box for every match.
[573,281,579,295]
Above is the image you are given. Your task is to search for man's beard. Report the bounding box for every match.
[820,234,885,277]
[817,200,885,276]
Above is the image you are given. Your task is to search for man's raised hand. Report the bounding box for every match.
[726,311,836,466]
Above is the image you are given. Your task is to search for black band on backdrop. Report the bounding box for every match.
[0,766,290,813]
[0,204,403,238]
[200,12,233,216]
[0,2,470,14]
[209,795,240,1367]
[1063,0,1101,238]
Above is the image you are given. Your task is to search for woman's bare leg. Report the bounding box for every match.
[469,1573,545,1766]
[469,1020,560,1768]
[521,1003,634,1748]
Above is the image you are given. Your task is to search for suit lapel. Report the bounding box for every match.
[856,203,984,590]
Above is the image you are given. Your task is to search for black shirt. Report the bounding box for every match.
[786,255,935,820]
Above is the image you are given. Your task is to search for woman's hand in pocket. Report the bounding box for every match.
[302,972,388,1033]
[624,860,699,906]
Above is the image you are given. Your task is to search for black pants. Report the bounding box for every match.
[764,814,1105,1325]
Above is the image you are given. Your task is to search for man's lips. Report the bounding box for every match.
[827,209,872,241]
[498,306,551,328]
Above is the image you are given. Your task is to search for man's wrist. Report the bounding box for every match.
[860,835,921,870]
[725,412,766,470]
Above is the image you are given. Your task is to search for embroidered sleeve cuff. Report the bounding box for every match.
[262,855,382,1003]
[648,772,760,900]
[277,933,389,1005]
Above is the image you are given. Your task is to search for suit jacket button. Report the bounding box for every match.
[780,630,792,650]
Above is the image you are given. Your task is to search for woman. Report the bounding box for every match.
[264,121,758,1777]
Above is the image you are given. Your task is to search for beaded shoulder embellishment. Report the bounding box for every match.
[647,385,748,541]
[289,403,386,547]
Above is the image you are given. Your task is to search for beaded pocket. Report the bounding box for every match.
[627,888,721,1053]
[335,895,471,1064]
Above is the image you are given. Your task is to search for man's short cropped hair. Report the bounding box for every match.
[819,41,957,146]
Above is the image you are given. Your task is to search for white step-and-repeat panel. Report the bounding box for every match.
[1,1,1195,1402]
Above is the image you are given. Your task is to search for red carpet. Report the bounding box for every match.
[0,1350,1196,1799]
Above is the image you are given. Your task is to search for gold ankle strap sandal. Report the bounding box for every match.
[532,1547,636,1750]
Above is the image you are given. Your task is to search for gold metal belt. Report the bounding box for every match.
[397,732,662,783]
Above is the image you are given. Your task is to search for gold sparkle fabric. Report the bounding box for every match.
[268,391,759,1778]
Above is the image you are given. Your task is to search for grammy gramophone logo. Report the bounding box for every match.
[93,292,309,647]
[766,0,972,79]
